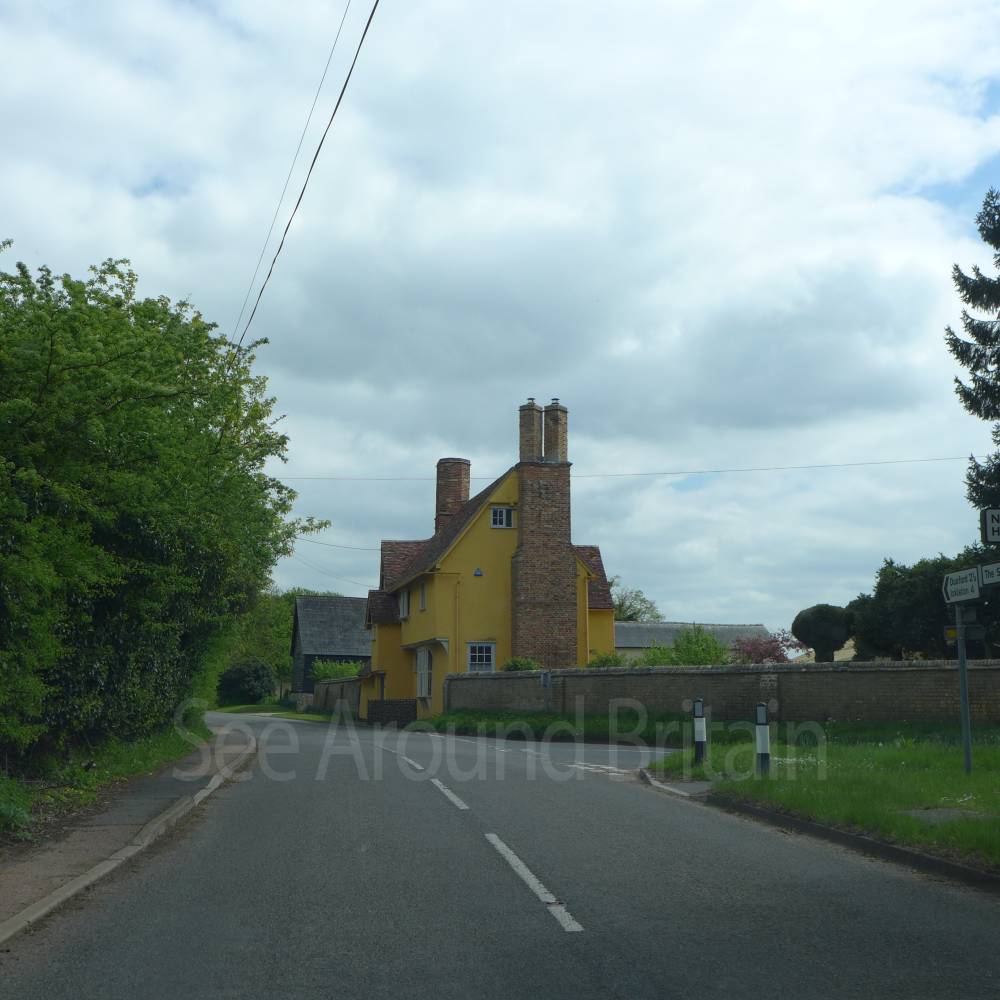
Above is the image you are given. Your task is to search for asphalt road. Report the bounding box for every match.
[2,712,999,999]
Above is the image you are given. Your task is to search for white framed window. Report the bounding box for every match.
[490,506,514,528]
[416,647,433,698]
[398,588,410,619]
[419,581,427,611]
[467,642,496,673]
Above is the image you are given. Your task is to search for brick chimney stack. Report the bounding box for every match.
[511,398,577,668]
[435,457,470,533]
[519,398,543,462]
[543,398,568,462]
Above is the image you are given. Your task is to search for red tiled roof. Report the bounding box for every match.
[365,589,399,626]
[574,544,614,610]
[381,468,514,591]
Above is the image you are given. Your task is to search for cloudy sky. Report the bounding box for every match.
[4,0,1000,630]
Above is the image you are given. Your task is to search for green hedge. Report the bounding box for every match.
[0,252,320,763]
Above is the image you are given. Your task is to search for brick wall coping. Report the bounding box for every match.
[446,659,1000,681]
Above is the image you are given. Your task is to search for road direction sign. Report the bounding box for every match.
[942,568,980,603]
[980,562,1000,587]
[982,509,1000,545]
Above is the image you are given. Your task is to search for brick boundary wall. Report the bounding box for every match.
[443,660,1000,723]
[367,698,418,727]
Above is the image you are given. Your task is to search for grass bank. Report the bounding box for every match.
[0,720,211,841]
[213,702,288,714]
[423,708,756,746]
[213,703,337,724]
[652,723,1000,870]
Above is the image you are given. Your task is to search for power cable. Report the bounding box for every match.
[287,552,375,590]
[278,454,983,482]
[237,0,381,348]
[230,0,353,342]
[295,535,380,552]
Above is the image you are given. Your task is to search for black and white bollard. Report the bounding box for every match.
[755,702,771,777]
[693,697,706,765]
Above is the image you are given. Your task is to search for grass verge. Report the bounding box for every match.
[422,708,755,746]
[213,702,288,714]
[651,723,1000,871]
[1,720,211,841]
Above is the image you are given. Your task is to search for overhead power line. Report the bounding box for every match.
[230,0,353,342]
[279,454,982,482]
[237,0,381,347]
[287,552,375,590]
[295,535,380,552]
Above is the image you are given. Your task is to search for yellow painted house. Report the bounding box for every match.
[359,399,615,722]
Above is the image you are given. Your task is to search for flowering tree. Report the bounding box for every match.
[729,629,807,665]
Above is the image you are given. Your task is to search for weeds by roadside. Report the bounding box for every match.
[0,722,210,841]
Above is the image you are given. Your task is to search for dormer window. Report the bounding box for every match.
[491,506,514,528]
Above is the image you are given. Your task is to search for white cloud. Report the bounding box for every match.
[3,0,1000,630]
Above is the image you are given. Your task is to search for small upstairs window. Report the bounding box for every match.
[419,581,427,611]
[398,588,410,619]
[491,506,514,528]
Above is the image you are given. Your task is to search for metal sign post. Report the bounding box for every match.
[955,604,974,776]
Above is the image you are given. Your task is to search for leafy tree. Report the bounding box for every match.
[729,629,807,664]
[848,547,995,660]
[223,586,341,690]
[0,251,324,760]
[217,660,277,705]
[946,188,1000,510]
[609,576,664,621]
[791,605,850,662]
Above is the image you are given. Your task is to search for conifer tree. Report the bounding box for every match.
[945,188,1000,508]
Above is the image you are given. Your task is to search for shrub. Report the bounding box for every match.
[501,657,541,672]
[638,643,674,667]
[312,659,363,681]
[667,627,729,666]
[217,660,276,705]
[0,774,32,833]
[792,604,850,662]
[587,651,627,668]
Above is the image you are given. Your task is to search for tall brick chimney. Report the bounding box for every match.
[543,398,568,462]
[435,457,470,533]
[511,399,578,668]
[519,398,543,461]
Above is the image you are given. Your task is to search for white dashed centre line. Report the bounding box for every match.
[485,833,584,933]
[376,742,426,771]
[430,778,469,810]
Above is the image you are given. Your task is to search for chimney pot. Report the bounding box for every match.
[518,398,544,462]
[435,457,470,533]
[543,398,568,462]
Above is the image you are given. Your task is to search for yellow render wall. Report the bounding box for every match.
[587,608,615,659]
[371,623,412,700]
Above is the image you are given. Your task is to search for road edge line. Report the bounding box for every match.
[0,735,257,947]
[637,767,698,799]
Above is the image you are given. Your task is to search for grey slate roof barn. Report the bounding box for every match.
[615,621,769,662]
[291,595,372,693]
